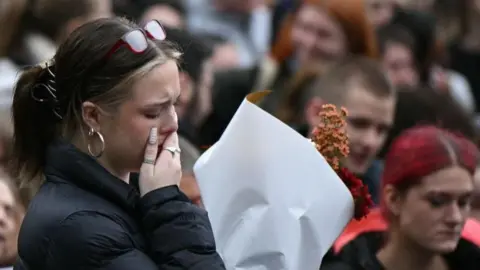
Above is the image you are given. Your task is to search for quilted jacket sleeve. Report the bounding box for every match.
[45,186,225,270]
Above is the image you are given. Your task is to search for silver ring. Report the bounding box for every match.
[163,146,181,157]
[143,159,155,164]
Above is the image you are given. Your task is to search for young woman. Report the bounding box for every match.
[322,125,480,270]
[11,18,225,269]
[0,170,24,270]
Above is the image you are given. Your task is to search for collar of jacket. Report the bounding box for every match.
[44,140,140,215]
[333,209,480,270]
[335,231,480,270]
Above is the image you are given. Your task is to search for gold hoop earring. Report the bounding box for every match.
[87,128,105,158]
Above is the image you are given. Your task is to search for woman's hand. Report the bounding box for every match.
[139,128,182,197]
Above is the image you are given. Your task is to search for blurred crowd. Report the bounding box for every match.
[1,0,480,269]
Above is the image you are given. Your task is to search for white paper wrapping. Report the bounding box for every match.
[193,91,355,270]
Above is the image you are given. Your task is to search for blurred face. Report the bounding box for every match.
[471,167,480,220]
[176,72,194,120]
[0,181,22,264]
[396,0,435,11]
[391,166,473,253]
[96,60,180,173]
[141,5,185,29]
[87,0,112,21]
[195,60,214,123]
[292,5,347,68]
[383,42,419,87]
[365,0,394,28]
[215,0,265,12]
[63,0,112,39]
[344,86,395,174]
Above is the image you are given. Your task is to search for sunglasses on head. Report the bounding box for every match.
[105,19,166,59]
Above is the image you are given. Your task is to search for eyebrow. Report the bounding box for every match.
[142,100,169,108]
[142,92,181,108]
[425,190,473,197]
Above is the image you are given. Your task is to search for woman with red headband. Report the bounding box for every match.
[322,125,480,270]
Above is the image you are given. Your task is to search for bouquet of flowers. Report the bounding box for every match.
[194,91,374,269]
[310,104,373,220]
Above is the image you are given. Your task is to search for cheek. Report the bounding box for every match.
[291,27,304,47]
[398,199,440,240]
[329,34,347,56]
[346,126,360,145]
[107,116,152,159]
[375,132,388,147]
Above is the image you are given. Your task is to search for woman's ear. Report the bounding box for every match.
[81,101,102,132]
[304,96,324,129]
[383,184,404,217]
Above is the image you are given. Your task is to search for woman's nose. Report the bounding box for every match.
[159,108,178,134]
[445,202,464,225]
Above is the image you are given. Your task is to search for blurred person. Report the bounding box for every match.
[154,27,214,206]
[112,0,142,20]
[138,0,186,29]
[432,0,467,43]
[185,0,272,69]
[472,166,480,221]
[388,4,474,112]
[448,0,480,111]
[25,0,113,62]
[0,0,27,109]
[272,0,378,71]
[365,0,395,28]
[11,18,225,269]
[377,24,419,87]
[384,4,437,85]
[0,170,25,270]
[323,125,480,270]
[178,136,203,207]
[0,110,13,169]
[379,86,477,159]
[382,4,476,113]
[162,27,215,137]
[195,66,260,147]
[395,0,436,11]
[33,0,113,44]
[283,57,395,204]
[259,0,378,113]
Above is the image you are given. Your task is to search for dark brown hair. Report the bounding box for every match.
[11,17,180,189]
[377,24,416,57]
[378,86,478,158]
[0,0,27,56]
[32,0,98,41]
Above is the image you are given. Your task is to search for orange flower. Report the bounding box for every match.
[310,104,373,220]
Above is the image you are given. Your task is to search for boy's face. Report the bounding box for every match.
[343,86,395,175]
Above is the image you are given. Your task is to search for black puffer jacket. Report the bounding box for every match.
[14,140,226,270]
[321,231,480,270]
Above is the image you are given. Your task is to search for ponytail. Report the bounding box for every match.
[11,63,60,190]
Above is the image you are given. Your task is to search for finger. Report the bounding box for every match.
[170,132,181,164]
[156,132,179,165]
[168,131,179,148]
[140,127,158,175]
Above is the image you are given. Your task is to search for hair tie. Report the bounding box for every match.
[31,60,63,120]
